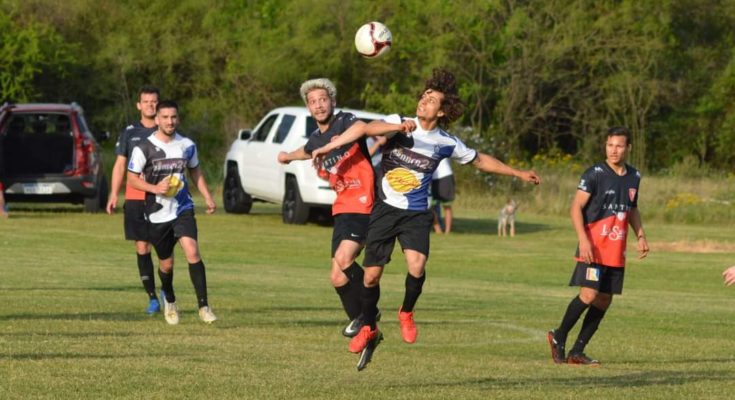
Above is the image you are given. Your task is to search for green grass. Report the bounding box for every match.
[1,201,734,399]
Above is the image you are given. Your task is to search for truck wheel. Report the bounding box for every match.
[282,177,309,224]
[223,169,252,214]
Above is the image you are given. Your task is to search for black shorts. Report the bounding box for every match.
[331,213,370,257]
[148,209,198,260]
[363,201,434,267]
[569,262,625,294]
[123,200,149,241]
[431,175,455,204]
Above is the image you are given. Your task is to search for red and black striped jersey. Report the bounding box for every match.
[574,162,641,268]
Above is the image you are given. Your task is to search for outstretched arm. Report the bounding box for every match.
[723,266,735,286]
[311,119,415,160]
[471,152,541,184]
[189,166,216,214]
[277,146,311,165]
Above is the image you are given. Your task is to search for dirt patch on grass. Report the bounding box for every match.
[650,240,735,253]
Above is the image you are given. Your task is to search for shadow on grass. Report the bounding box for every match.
[450,217,551,235]
[397,369,735,390]
[0,312,151,322]
[0,285,143,293]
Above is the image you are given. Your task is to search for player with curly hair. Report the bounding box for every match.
[312,69,541,368]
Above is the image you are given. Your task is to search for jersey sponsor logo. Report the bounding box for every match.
[358,195,368,204]
[385,167,421,193]
[333,177,363,193]
[387,147,435,171]
[600,222,626,241]
[601,202,630,211]
[594,166,603,172]
[605,189,615,195]
[586,267,600,282]
[629,188,637,202]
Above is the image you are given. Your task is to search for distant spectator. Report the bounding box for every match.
[431,158,455,234]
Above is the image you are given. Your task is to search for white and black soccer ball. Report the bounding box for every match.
[354,22,392,58]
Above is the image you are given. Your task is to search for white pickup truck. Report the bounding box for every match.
[222,106,386,224]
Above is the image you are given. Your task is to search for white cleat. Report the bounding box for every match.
[164,300,180,325]
[198,306,217,324]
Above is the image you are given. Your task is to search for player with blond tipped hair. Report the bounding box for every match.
[278,78,409,344]
[312,69,540,366]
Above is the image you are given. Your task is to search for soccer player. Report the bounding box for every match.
[277,78,411,337]
[312,69,541,354]
[106,86,161,314]
[547,126,650,366]
[126,100,217,325]
[431,158,455,234]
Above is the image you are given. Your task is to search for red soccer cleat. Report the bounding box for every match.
[349,325,380,353]
[398,307,418,344]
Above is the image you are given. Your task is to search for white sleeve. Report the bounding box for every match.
[383,114,402,124]
[450,136,478,165]
[127,146,146,173]
[187,144,200,169]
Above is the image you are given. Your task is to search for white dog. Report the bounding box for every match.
[498,199,518,237]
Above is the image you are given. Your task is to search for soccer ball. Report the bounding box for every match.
[354,22,392,58]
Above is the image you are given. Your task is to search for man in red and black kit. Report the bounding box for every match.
[547,126,650,366]
[278,78,403,338]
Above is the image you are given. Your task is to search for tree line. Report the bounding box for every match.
[2,0,735,174]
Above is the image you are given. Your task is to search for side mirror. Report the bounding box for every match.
[238,129,252,141]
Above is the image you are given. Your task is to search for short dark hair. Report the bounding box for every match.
[607,126,631,145]
[420,68,465,127]
[138,85,160,99]
[156,100,178,113]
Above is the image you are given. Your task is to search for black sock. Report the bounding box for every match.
[555,296,590,345]
[344,262,364,319]
[570,305,607,355]
[158,268,175,303]
[401,272,426,312]
[361,284,380,329]
[137,253,156,300]
[188,261,209,308]
[335,283,361,320]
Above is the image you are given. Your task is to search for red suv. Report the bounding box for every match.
[0,102,108,212]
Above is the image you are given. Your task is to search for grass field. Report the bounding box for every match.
[1,200,734,399]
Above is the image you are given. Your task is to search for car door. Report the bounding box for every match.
[240,112,278,200]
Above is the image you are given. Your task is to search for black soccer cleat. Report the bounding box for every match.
[567,352,600,366]
[342,309,381,338]
[547,330,566,364]
[357,331,384,371]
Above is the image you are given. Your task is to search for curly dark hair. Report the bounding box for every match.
[419,68,465,127]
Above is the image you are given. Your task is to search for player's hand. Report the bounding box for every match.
[106,195,118,215]
[154,177,171,195]
[637,236,650,259]
[205,197,216,214]
[517,170,541,185]
[722,266,735,286]
[399,120,417,133]
[578,238,594,264]
[277,151,291,165]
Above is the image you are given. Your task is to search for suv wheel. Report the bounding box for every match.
[84,175,108,213]
[223,168,252,214]
[282,176,309,224]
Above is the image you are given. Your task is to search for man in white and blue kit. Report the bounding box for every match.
[127,100,218,325]
[312,69,542,354]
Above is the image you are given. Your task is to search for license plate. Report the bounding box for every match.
[23,183,54,194]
